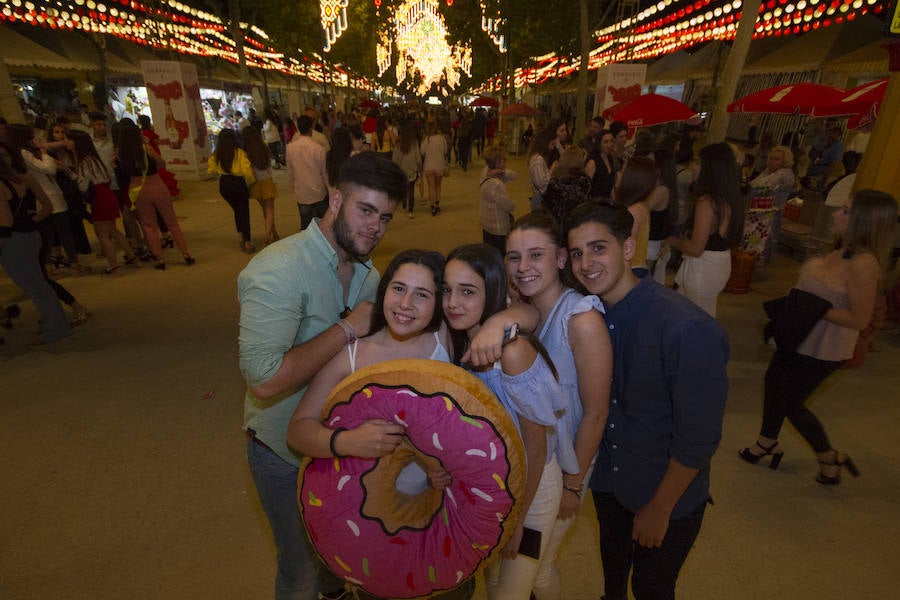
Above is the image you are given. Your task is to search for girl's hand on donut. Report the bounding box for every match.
[501,522,525,560]
[426,467,452,490]
[350,420,405,458]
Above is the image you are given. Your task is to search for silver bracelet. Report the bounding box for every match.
[336,319,357,344]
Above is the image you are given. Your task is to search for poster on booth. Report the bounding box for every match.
[593,64,647,118]
[140,61,210,179]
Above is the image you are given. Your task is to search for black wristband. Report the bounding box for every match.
[329,428,348,458]
[563,483,582,498]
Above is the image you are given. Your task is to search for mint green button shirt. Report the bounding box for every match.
[238,219,380,466]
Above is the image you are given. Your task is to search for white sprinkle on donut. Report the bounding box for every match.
[495,512,505,522]
[337,475,351,491]
[470,487,493,502]
[465,449,487,457]
[328,416,342,427]
[346,576,363,585]
[346,520,360,537]
[445,487,458,508]
[396,389,418,396]
[490,442,497,461]
[394,413,409,427]
[456,571,464,583]
[432,432,443,451]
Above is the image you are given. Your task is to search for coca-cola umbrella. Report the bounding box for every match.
[470,95,499,107]
[501,102,539,117]
[812,78,889,119]
[601,93,699,127]
[726,82,846,115]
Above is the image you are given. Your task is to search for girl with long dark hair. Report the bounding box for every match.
[443,243,567,600]
[208,128,256,253]
[242,127,279,246]
[118,122,194,269]
[613,156,659,271]
[666,142,744,317]
[68,131,139,273]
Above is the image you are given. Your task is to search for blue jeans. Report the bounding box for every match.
[0,231,69,342]
[247,437,344,600]
[592,492,706,600]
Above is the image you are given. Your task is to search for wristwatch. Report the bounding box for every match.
[502,322,519,346]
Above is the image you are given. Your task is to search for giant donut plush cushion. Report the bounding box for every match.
[298,359,526,599]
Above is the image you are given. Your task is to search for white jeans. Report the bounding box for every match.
[485,455,563,600]
[531,464,595,600]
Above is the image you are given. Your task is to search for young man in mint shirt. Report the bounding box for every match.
[239,152,407,600]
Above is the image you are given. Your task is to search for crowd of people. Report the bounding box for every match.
[3,98,897,600]
[0,108,200,344]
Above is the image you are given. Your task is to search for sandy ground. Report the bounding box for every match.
[2,153,899,599]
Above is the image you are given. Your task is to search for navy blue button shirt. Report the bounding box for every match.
[589,275,729,518]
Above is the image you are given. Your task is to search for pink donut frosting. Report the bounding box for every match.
[300,383,516,599]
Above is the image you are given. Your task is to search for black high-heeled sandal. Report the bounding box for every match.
[50,256,70,269]
[816,451,860,486]
[183,255,196,266]
[123,254,140,267]
[739,440,784,470]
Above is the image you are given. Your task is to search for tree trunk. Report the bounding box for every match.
[89,33,109,110]
[574,0,590,141]
[0,58,24,122]
[706,0,763,143]
[228,0,250,84]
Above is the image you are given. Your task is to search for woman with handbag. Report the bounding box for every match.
[208,129,256,254]
[738,189,897,485]
[117,122,194,270]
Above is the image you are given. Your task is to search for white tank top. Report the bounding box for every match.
[346,331,449,372]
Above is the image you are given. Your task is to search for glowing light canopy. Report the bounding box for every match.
[391,0,472,93]
[320,0,349,52]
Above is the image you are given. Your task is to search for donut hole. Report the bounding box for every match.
[361,438,444,535]
[395,463,429,496]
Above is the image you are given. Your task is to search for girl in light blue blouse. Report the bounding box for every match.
[443,243,565,600]
[506,212,612,600]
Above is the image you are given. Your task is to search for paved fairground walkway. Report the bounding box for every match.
[2,152,898,599]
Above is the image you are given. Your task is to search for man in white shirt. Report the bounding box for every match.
[286,115,330,230]
[234,111,252,136]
